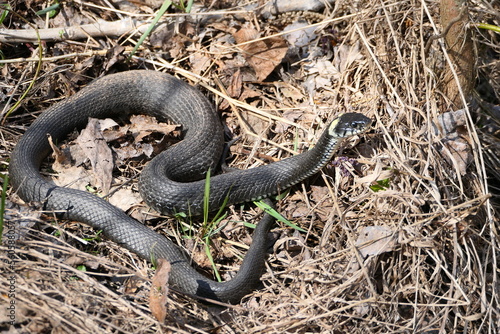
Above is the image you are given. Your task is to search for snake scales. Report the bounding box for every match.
[9,70,372,303]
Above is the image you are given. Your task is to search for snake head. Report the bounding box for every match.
[328,113,372,138]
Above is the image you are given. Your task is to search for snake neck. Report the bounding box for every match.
[280,124,345,186]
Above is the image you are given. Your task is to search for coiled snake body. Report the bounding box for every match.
[9,70,372,303]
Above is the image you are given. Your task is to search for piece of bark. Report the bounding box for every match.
[439,0,475,109]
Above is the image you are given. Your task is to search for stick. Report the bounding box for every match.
[0,17,144,43]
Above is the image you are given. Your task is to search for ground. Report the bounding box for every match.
[1,0,499,333]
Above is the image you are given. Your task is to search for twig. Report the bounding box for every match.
[423,5,467,55]
[0,17,143,43]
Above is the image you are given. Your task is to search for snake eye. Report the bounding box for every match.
[353,120,366,129]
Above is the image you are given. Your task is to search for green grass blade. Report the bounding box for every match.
[204,240,222,282]
[203,168,211,224]
[211,186,231,223]
[0,3,11,24]
[128,0,172,60]
[35,3,60,17]
[149,242,158,269]
[476,23,500,33]
[184,0,194,12]
[254,199,306,232]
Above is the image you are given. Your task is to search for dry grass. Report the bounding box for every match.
[1,0,499,333]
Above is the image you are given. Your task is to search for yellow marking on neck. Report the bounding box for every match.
[328,116,342,136]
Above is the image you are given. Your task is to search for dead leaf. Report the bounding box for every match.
[123,275,147,295]
[310,185,331,204]
[50,4,90,28]
[283,21,316,48]
[303,59,338,94]
[149,259,171,322]
[48,134,68,165]
[64,255,87,266]
[356,161,393,185]
[64,256,100,270]
[431,109,472,176]
[355,226,398,258]
[279,83,304,102]
[52,165,92,191]
[333,43,364,76]
[220,69,243,110]
[233,25,288,81]
[261,0,334,14]
[184,238,213,268]
[101,121,128,143]
[275,109,303,133]
[240,111,270,141]
[209,21,237,35]
[3,200,40,241]
[303,43,364,95]
[76,118,114,195]
[239,86,261,101]
[291,202,310,218]
[99,118,120,130]
[432,108,467,135]
[440,135,472,176]
[226,69,243,98]
[108,187,142,213]
[104,45,126,71]
[128,114,178,143]
[189,52,212,75]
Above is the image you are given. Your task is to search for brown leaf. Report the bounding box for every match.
[129,114,178,143]
[334,43,364,75]
[355,226,398,258]
[47,134,68,165]
[233,26,288,81]
[275,109,303,133]
[100,118,130,142]
[440,135,472,176]
[431,109,472,176]
[123,275,147,295]
[149,259,171,322]
[209,21,237,35]
[113,143,154,160]
[52,165,91,191]
[75,118,114,195]
[219,69,243,110]
[432,109,467,136]
[104,45,126,71]
[189,52,212,75]
[108,187,142,213]
[309,185,331,204]
[64,256,100,270]
[280,84,304,101]
[226,69,243,99]
[239,86,261,101]
[184,239,213,268]
[291,202,310,218]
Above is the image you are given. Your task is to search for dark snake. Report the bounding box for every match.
[9,70,372,303]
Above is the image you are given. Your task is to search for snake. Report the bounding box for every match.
[9,70,372,303]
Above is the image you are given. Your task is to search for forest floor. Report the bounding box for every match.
[1,0,499,333]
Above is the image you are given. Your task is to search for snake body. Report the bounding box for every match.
[9,70,372,303]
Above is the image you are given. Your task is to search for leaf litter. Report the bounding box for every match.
[51,115,178,215]
[1,0,499,333]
